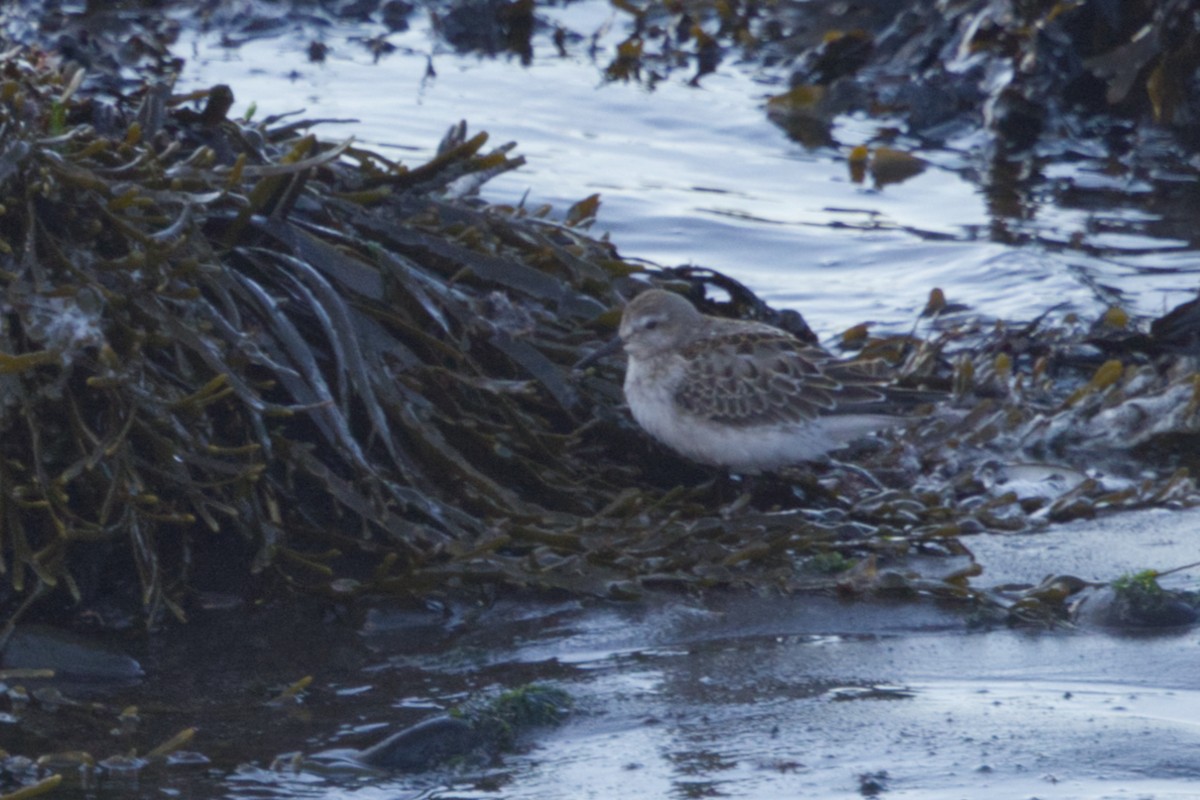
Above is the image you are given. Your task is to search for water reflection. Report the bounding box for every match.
[178,0,1200,338]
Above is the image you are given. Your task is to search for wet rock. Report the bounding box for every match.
[1150,294,1200,355]
[356,715,483,771]
[350,684,570,771]
[380,0,414,32]
[435,0,536,64]
[1073,579,1200,630]
[1,626,143,681]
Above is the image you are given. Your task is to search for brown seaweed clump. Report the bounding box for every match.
[0,45,651,627]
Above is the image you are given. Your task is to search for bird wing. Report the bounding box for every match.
[674,326,889,428]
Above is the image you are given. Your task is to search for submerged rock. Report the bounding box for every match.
[356,715,483,771]
[351,684,571,771]
[1073,574,1200,630]
[1,626,143,681]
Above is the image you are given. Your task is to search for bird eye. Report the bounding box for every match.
[643,320,659,331]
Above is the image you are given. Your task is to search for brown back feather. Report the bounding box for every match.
[674,328,889,428]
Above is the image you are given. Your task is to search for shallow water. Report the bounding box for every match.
[177,1,1200,337]
[26,508,1199,799]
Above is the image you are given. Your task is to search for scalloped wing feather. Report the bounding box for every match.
[674,328,888,428]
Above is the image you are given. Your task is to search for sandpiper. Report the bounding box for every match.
[617,288,922,472]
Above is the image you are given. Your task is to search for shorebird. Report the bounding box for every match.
[615,288,924,472]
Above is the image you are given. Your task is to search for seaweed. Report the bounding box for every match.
[0,48,635,626]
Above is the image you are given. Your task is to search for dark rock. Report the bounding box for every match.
[1,625,144,681]
[357,715,483,771]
